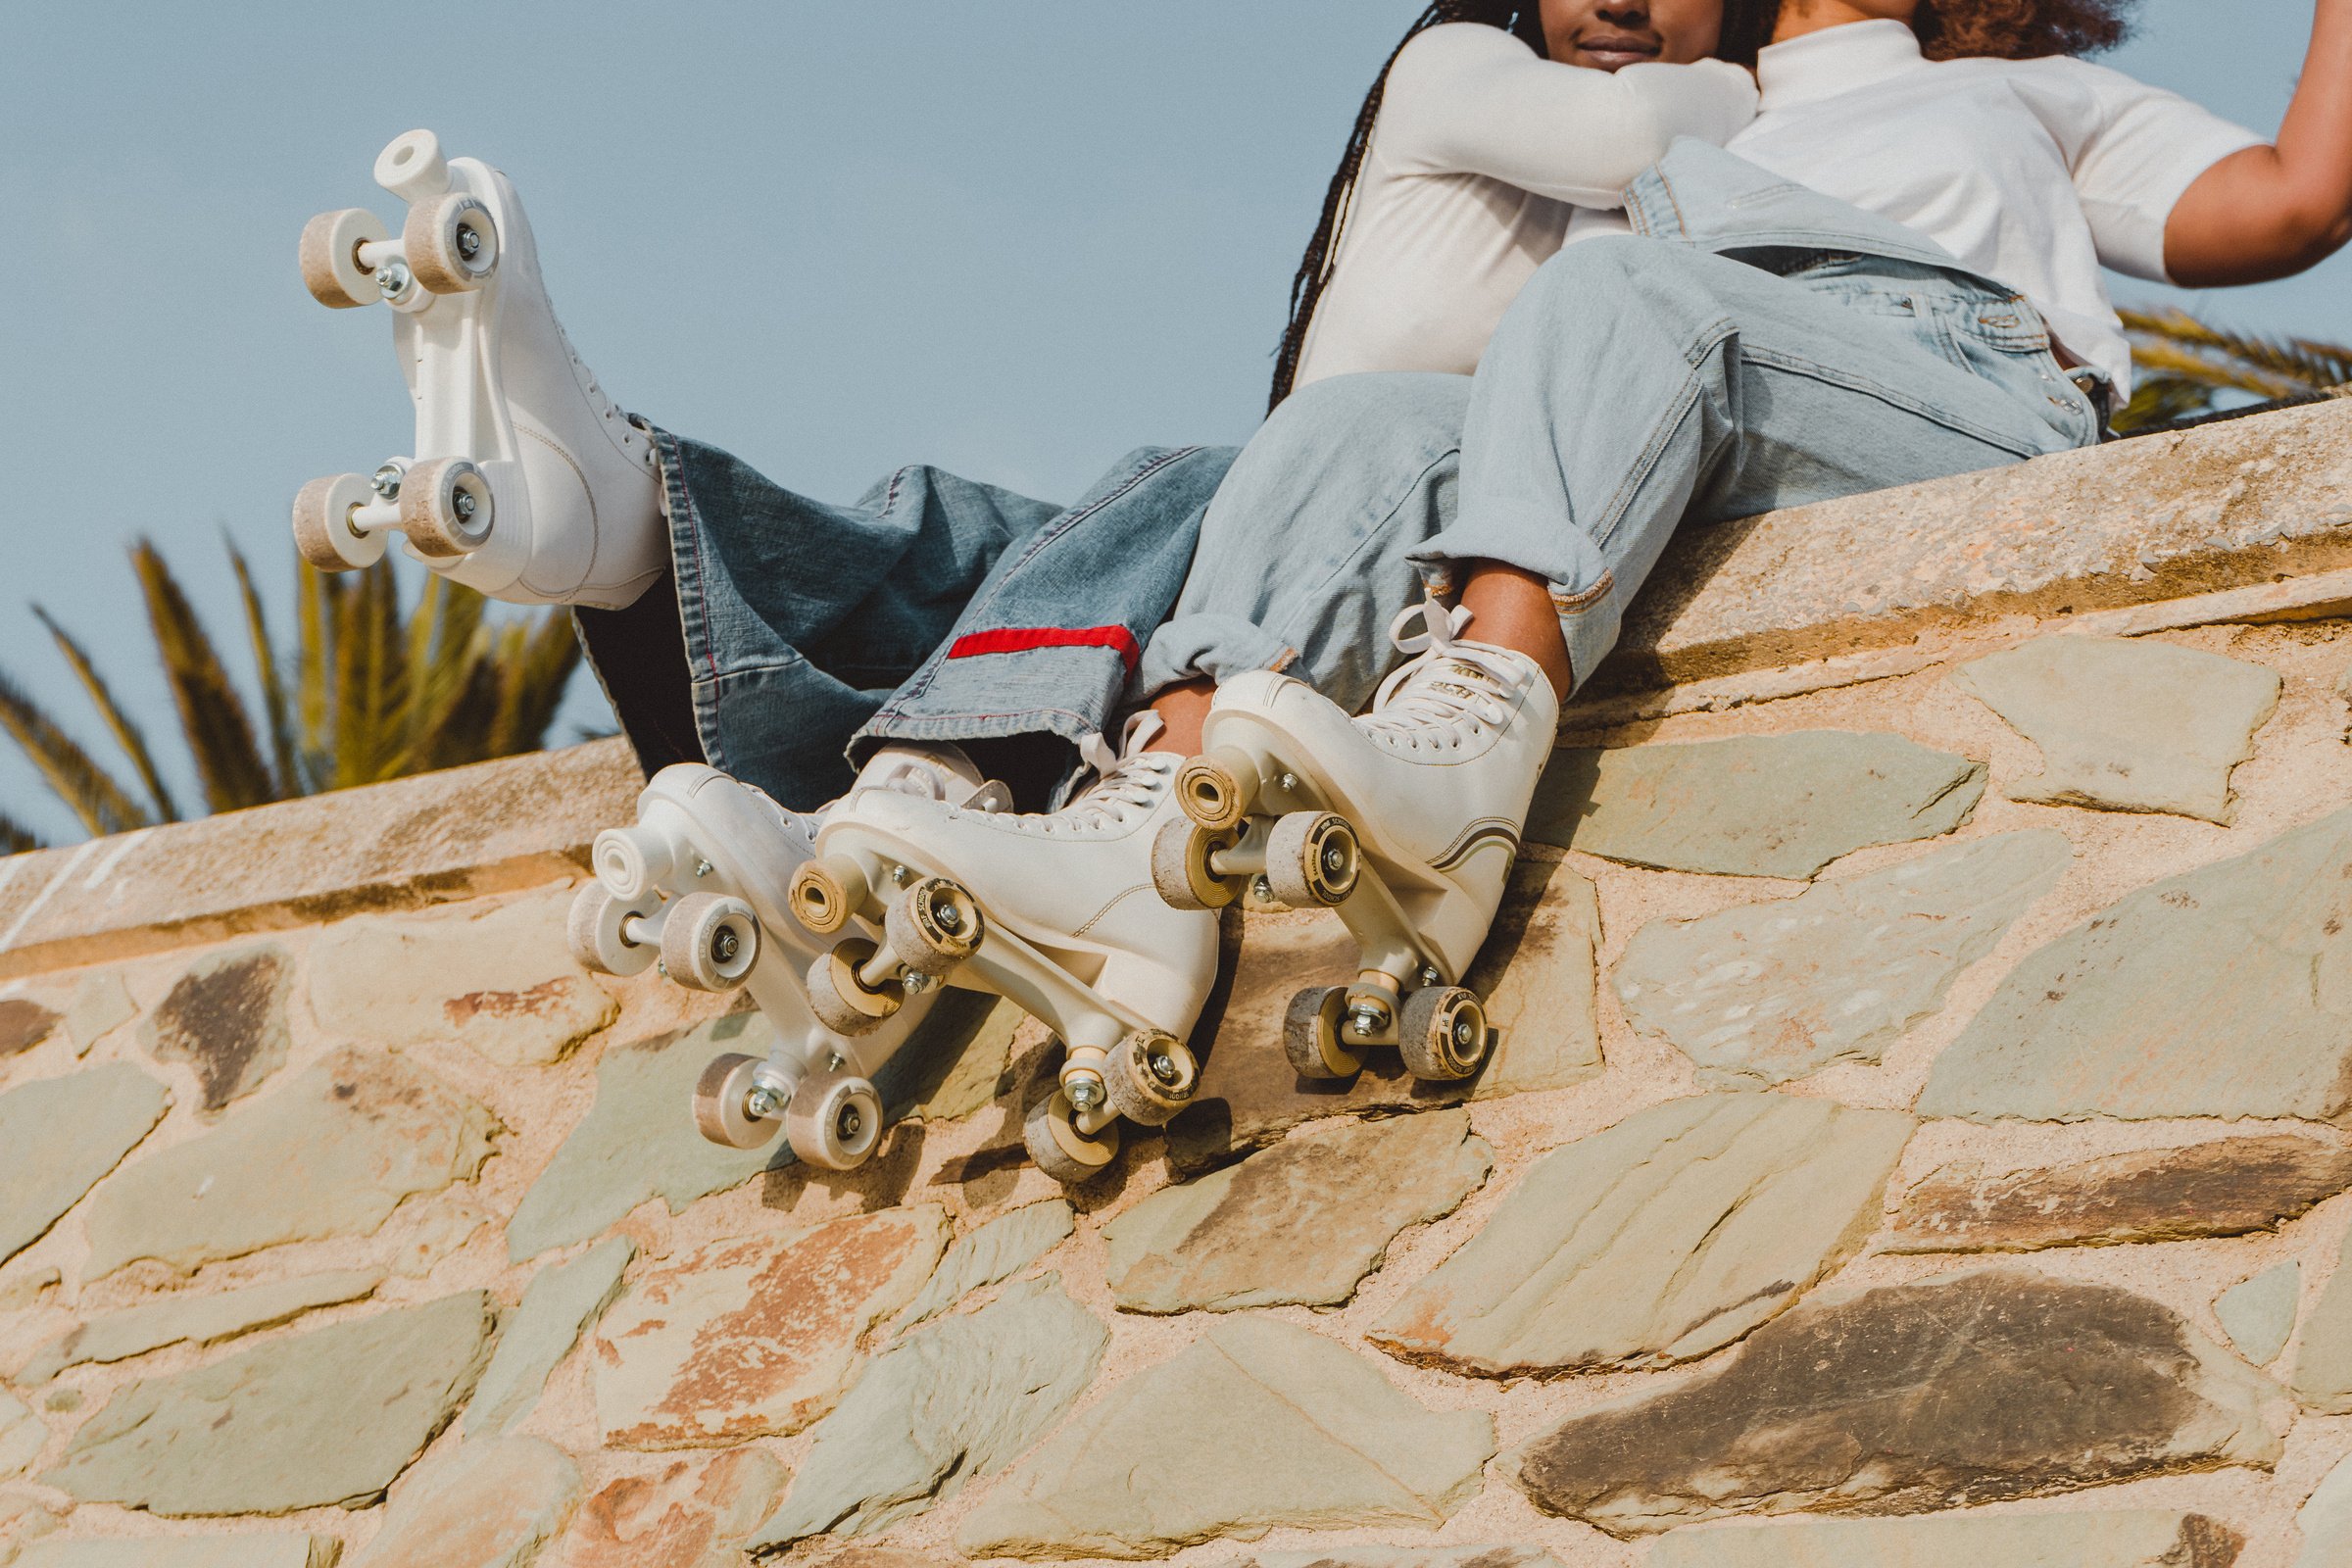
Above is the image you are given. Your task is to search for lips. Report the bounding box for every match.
[1578,30,1662,68]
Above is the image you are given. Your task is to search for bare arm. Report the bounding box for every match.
[2167,0,2352,286]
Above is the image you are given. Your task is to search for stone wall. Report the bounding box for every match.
[4,400,2352,1568]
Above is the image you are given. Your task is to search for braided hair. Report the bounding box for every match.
[1267,3,1547,414]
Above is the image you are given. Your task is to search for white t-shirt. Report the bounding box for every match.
[1727,20,2264,392]
[1295,24,1757,388]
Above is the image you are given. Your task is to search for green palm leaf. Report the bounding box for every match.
[0,810,42,857]
[0,665,152,838]
[229,539,297,803]
[29,605,180,823]
[2116,308,2352,434]
[130,540,279,814]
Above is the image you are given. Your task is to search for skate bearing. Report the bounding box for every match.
[1265,811,1358,907]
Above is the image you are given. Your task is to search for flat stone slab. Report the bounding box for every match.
[466,1237,636,1438]
[0,1062,171,1267]
[1169,859,1599,1174]
[2300,1448,2352,1568]
[898,1200,1072,1329]
[754,1275,1108,1549]
[348,1435,581,1568]
[2291,1224,2352,1410]
[1527,732,1985,880]
[1617,830,2068,1086]
[141,943,293,1110]
[1919,806,2352,1122]
[0,1391,43,1477]
[18,1268,383,1383]
[1108,1109,1491,1313]
[2218,1262,2300,1368]
[1211,1552,1562,1568]
[16,1538,343,1568]
[957,1316,1494,1559]
[1949,633,2279,823]
[310,890,617,1068]
[47,1291,497,1515]
[594,1205,945,1449]
[558,1447,787,1568]
[1510,1268,2283,1538]
[80,1049,498,1279]
[1644,1511,2245,1567]
[64,971,135,1054]
[0,998,60,1058]
[1374,1094,1910,1375]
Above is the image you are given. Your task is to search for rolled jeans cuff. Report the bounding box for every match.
[1133,613,1298,707]
[1408,499,1622,689]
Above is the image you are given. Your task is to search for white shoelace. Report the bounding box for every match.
[1056,713,1171,831]
[1360,599,1522,750]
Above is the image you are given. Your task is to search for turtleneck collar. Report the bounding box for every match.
[1755,19,1929,112]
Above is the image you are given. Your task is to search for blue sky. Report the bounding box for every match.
[0,0,2337,844]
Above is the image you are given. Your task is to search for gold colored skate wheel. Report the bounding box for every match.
[1399,986,1490,1082]
[1265,811,1358,907]
[291,472,387,570]
[1283,986,1362,1081]
[789,856,867,937]
[399,456,495,556]
[1177,747,1261,834]
[693,1053,782,1152]
[1023,1088,1120,1185]
[886,877,983,976]
[1151,818,1242,911]
[405,190,500,293]
[806,940,901,1036]
[299,207,390,309]
[1104,1029,1198,1126]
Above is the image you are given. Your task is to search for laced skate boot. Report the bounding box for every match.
[1159,601,1557,1085]
[568,745,996,1171]
[294,128,664,608]
[790,718,1219,1186]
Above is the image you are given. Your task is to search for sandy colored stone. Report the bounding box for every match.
[1919,806,2352,1122]
[876,988,1021,1125]
[1950,633,2279,822]
[2218,1262,2300,1368]
[1645,1512,2244,1567]
[141,943,293,1110]
[310,891,616,1068]
[0,1394,43,1479]
[558,1447,787,1568]
[755,1275,1108,1549]
[1374,1095,1910,1376]
[1211,1553,1562,1568]
[1528,732,1985,880]
[15,1539,341,1568]
[1886,1135,2352,1254]
[594,1206,945,1449]
[17,1269,382,1384]
[467,1238,636,1439]
[2298,1447,2352,1568]
[898,1200,1072,1329]
[958,1316,1493,1559]
[1169,858,1599,1174]
[348,1435,580,1568]
[1617,830,2067,1087]
[80,1050,497,1279]
[0,1268,58,1313]
[46,1291,497,1516]
[1108,1110,1492,1314]
[0,1492,63,1563]
[63,971,134,1055]
[1510,1268,2284,1538]
[2289,1222,2352,1411]
[0,1001,58,1059]
[0,1063,171,1268]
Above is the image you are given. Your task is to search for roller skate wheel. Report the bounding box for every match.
[1283,985,1363,1081]
[806,941,901,1036]
[291,472,387,571]
[299,207,390,309]
[789,855,867,938]
[399,456,495,557]
[1265,811,1359,907]
[566,881,655,978]
[1176,748,1260,835]
[661,893,760,992]
[886,877,983,976]
[1023,1089,1121,1185]
[1399,986,1491,1082]
[692,1053,783,1151]
[1104,1029,1198,1126]
[786,1073,885,1171]
[1151,818,1241,912]
[373,129,451,202]
[593,824,672,905]
[404,190,499,293]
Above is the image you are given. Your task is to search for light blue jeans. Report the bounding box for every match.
[1140,141,2104,706]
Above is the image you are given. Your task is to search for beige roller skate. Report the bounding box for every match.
[1157,601,1556,1085]
[569,747,996,1171]
[789,722,1218,1186]
[294,128,664,609]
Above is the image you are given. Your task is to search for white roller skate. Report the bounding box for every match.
[1157,601,1557,1085]
[788,720,1219,1186]
[294,128,664,609]
[568,747,997,1171]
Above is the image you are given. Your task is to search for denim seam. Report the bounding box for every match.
[1592,323,1732,552]
[1262,443,1461,655]
[1740,344,2054,459]
[651,433,735,772]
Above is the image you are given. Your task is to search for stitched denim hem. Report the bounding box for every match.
[1408,497,1620,686]
[1133,614,1300,706]
[646,427,738,772]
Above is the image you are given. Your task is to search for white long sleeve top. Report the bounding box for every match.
[1293,24,1758,389]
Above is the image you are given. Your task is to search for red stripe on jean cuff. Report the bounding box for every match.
[948,625,1142,672]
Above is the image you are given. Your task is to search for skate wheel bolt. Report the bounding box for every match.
[1251,874,1273,902]
[1323,846,1348,875]
[457,224,483,260]
[710,928,740,963]
[891,865,911,886]
[454,489,478,521]
[369,462,405,500]
[1350,1007,1383,1038]
[1280,772,1298,792]
[837,1104,864,1139]
[903,971,932,995]
[1453,1017,1478,1049]
[1066,1072,1106,1111]
[1149,1050,1182,1086]
[375,258,413,296]
[694,858,713,878]
[1421,966,1441,988]
[745,1086,783,1120]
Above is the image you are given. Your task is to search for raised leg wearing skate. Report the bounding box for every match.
[789,718,1219,1187]
[294,129,664,608]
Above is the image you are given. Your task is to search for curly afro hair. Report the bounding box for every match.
[1719,0,2139,65]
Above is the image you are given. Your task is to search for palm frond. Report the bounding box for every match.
[130,540,279,813]
[29,605,180,823]
[2116,307,2352,434]
[0,810,42,857]
[229,538,297,802]
[0,664,153,838]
